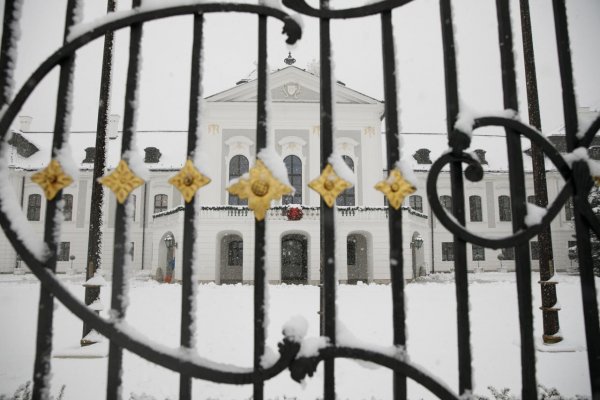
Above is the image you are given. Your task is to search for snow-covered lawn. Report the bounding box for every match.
[0,272,596,399]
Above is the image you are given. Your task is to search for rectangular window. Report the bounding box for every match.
[409,195,423,212]
[57,242,70,262]
[63,194,73,221]
[472,245,485,261]
[469,196,482,222]
[568,240,577,260]
[347,238,357,265]
[565,198,574,221]
[129,242,135,261]
[502,247,515,260]
[530,241,539,260]
[442,242,454,261]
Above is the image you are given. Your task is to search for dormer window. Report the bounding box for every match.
[144,147,162,163]
[413,148,432,164]
[474,149,488,165]
[83,147,95,163]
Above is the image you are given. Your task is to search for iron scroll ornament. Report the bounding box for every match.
[426,115,600,250]
[0,2,463,398]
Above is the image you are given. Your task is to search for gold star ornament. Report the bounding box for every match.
[31,159,73,200]
[98,160,144,204]
[308,164,352,208]
[168,159,211,203]
[375,169,416,210]
[227,159,292,221]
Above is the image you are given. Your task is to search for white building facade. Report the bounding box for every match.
[0,66,581,282]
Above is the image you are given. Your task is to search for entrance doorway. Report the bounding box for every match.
[281,234,308,284]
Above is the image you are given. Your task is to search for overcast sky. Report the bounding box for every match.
[4,0,600,134]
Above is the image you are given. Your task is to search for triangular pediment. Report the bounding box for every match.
[206,66,381,105]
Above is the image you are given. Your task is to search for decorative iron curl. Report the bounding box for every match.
[282,0,414,19]
[0,0,304,385]
[427,115,600,249]
[0,2,302,143]
[289,347,459,400]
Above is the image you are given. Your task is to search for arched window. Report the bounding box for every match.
[409,195,423,212]
[282,155,302,204]
[469,195,482,222]
[27,194,41,221]
[154,194,168,214]
[229,155,249,205]
[498,195,512,221]
[440,195,452,213]
[336,155,355,206]
[63,194,73,221]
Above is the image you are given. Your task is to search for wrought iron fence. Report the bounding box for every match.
[0,0,598,400]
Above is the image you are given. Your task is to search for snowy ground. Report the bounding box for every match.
[0,272,597,399]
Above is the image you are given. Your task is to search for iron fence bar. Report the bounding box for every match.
[319,1,336,398]
[179,13,205,400]
[106,0,143,397]
[518,0,561,345]
[84,0,116,342]
[0,0,19,108]
[437,0,472,394]
[552,1,600,396]
[253,13,268,400]
[32,1,79,398]
[380,10,407,400]
[495,1,537,398]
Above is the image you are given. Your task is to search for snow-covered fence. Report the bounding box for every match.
[0,0,598,400]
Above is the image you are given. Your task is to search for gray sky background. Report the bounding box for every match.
[4,0,600,134]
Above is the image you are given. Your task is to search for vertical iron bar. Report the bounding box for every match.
[83,0,116,343]
[438,0,472,395]
[380,10,407,400]
[320,1,336,399]
[552,1,600,396]
[495,1,537,398]
[253,13,268,400]
[106,0,143,397]
[32,1,79,398]
[519,0,561,345]
[179,13,204,400]
[0,0,20,108]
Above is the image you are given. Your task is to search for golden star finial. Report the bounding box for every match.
[227,159,293,221]
[308,164,352,208]
[168,159,211,203]
[375,169,416,210]
[31,159,73,200]
[98,160,144,204]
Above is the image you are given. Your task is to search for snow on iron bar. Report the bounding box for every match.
[258,147,292,187]
[564,146,600,176]
[112,320,253,373]
[454,106,518,136]
[282,315,308,343]
[329,151,355,185]
[525,203,547,227]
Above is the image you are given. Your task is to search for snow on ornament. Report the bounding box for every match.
[287,205,303,221]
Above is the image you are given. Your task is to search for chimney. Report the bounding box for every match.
[108,114,120,139]
[19,116,32,132]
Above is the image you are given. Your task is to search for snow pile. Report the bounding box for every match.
[524,203,547,227]
[297,336,329,358]
[282,315,308,342]
[396,158,418,187]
